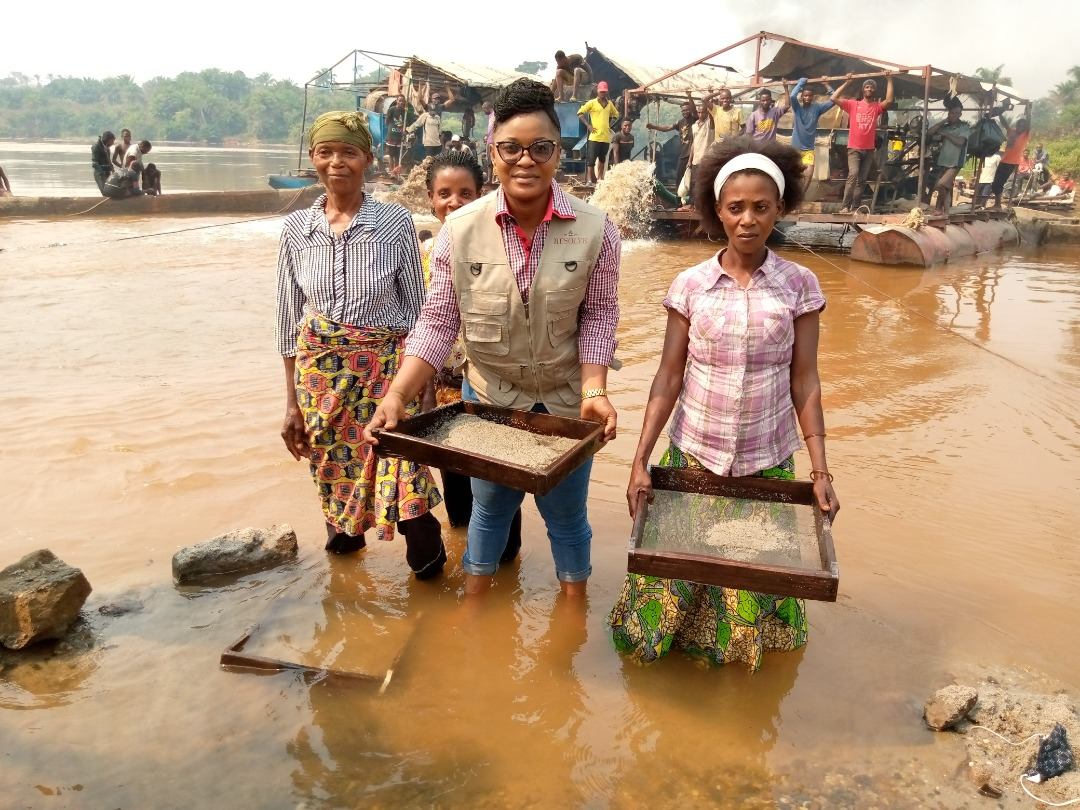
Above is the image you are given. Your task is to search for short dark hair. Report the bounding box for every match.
[418,229,433,241]
[693,136,805,238]
[758,89,772,97]
[555,50,567,60]
[425,148,484,193]
[102,130,115,142]
[139,140,152,150]
[492,78,560,135]
[944,96,963,111]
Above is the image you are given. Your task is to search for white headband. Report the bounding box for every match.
[712,153,786,200]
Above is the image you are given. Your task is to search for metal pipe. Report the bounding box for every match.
[635,31,762,92]
[753,34,762,85]
[916,66,931,205]
[297,86,310,171]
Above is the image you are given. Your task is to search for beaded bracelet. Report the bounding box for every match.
[809,469,834,483]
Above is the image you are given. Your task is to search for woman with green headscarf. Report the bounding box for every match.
[275,111,446,579]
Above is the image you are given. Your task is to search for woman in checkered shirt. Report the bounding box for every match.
[610,136,840,669]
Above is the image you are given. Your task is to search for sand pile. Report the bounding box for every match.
[588,162,657,239]
[703,515,795,561]
[424,414,577,470]
[376,158,433,214]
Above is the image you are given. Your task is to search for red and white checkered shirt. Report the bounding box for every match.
[666,249,826,476]
[406,182,621,369]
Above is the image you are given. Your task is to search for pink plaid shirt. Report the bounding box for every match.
[406,181,621,368]
[666,249,826,476]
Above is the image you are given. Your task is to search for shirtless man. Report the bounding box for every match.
[552,50,591,102]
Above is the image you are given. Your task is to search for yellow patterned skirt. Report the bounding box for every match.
[609,445,807,670]
[294,315,441,541]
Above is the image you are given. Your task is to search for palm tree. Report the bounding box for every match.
[974,64,1013,86]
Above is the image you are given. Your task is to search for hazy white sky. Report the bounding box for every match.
[5,0,1077,98]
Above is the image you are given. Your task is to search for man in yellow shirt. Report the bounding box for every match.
[703,87,743,142]
[578,81,619,185]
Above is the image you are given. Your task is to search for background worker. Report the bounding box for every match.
[578,81,619,185]
[926,96,971,213]
[552,50,592,102]
[744,85,790,142]
[611,119,635,165]
[647,101,695,196]
[788,77,834,181]
[408,97,446,159]
[704,87,743,141]
[832,73,894,213]
[989,117,1030,208]
[91,130,116,194]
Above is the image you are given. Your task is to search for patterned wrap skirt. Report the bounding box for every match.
[294,315,442,541]
[609,445,807,670]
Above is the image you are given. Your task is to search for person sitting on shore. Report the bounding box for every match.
[125,140,152,192]
[142,163,162,196]
[0,164,12,197]
[102,167,140,199]
[610,135,838,668]
[552,50,591,102]
[112,129,132,171]
[91,131,116,195]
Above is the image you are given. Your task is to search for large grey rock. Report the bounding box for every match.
[0,549,93,649]
[172,524,298,584]
[924,684,978,731]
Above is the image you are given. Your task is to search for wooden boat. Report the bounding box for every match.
[267,170,319,190]
[0,186,324,219]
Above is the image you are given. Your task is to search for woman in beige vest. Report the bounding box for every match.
[366,79,621,597]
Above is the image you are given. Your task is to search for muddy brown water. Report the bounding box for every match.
[1,216,1078,808]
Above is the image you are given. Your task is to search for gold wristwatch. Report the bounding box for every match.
[580,387,607,400]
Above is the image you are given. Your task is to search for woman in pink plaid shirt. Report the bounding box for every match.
[610,137,840,669]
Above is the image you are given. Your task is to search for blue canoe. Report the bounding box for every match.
[268,171,319,190]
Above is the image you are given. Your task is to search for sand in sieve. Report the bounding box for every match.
[423,414,578,470]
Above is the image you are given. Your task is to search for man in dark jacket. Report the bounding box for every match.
[91,131,116,195]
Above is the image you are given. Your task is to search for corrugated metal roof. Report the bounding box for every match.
[402,58,535,89]
[602,52,751,94]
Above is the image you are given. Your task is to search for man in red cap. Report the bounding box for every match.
[578,82,619,185]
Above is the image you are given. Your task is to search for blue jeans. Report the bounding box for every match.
[460,379,593,582]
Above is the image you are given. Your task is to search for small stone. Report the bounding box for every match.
[924,684,978,731]
[97,597,144,617]
[977,783,1003,799]
[0,550,93,649]
[172,524,298,584]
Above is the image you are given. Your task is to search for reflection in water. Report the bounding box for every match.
[0,217,1077,807]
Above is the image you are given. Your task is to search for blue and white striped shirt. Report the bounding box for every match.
[275,193,425,357]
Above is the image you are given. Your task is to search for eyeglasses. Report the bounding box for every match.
[494,139,558,165]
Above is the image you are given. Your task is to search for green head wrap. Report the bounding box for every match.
[308,111,373,153]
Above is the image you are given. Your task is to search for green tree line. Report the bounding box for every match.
[0,69,353,145]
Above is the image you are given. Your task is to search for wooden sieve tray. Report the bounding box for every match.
[628,466,839,602]
[373,401,605,496]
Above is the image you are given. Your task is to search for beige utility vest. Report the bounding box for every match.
[446,192,606,418]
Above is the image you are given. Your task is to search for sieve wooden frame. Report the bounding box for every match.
[373,401,605,495]
[628,467,839,602]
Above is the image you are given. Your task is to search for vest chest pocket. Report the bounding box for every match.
[461,291,510,356]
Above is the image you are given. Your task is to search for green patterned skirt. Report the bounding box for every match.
[609,445,808,670]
